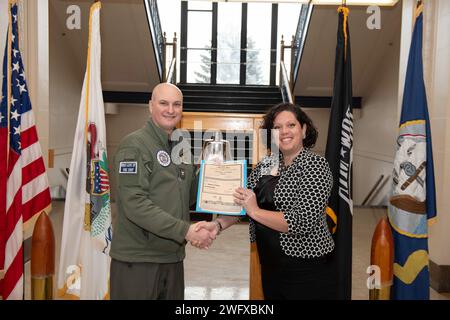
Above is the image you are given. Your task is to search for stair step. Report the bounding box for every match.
[178,84,280,93]
[184,95,282,104]
[177,83,282,113]
[183,101,276,113]
[182,90,282,97]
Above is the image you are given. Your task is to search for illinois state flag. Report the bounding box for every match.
[57,2,112,300]
[0,1,52,300]
[325,6,353,300]
[388,2,436,300]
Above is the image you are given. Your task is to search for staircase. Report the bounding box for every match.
[178,84,283,114]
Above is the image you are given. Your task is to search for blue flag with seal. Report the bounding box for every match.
[388,2,437,300]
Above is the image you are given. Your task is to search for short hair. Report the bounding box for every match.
[261,103,318,149]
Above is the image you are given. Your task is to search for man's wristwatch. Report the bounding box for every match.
[214,220,223,235]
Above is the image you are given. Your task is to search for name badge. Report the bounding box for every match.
[119,161,137,174]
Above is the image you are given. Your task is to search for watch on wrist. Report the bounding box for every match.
[214,220,223,235]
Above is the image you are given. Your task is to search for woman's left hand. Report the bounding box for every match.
[233,187,259,218]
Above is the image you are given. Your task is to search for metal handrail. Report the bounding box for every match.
[280,61,293,103]
[144,0,164,82]
[163,32,177,82]
[362,175,390,206]
[373,175,391,206]
[292,3,313,89]
[166,57,176,84]
[280,3,313,91]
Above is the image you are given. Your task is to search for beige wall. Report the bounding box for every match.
[305,38,401,207]
[422,0,450,266]
[24,0,50,167]
[105,103,149,156]
[352,32,401,206]
[47,1,85,189]
[305,49,400,207]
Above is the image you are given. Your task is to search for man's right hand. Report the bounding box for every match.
[185,222,216,249]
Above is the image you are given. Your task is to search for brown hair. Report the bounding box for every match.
[261,103,318,149]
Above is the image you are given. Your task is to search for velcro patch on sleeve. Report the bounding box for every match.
[119,161,138,174]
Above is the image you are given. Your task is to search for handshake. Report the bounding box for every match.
[185,220,221,250]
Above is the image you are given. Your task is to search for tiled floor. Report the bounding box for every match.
[24,201,450,300]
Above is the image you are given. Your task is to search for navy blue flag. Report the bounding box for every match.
[388,2,437,300]
[324,6,353,300]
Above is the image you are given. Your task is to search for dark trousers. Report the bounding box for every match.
[261,258,338,300]
[110,259,184,300]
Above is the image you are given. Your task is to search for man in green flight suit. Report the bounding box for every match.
[110,83,217,300]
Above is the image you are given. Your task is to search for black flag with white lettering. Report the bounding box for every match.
[325,6,353,300]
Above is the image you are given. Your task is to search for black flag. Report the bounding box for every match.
[325,6,353,300]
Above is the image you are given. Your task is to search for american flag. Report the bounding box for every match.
[0,3,52,300]
[92,161,109,194]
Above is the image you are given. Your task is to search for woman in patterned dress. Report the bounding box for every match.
[197,103,336,299]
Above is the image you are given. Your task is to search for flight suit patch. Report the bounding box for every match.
[157,150,171,167]
[119,161,138,174]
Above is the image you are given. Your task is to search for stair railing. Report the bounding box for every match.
[292,3,313,89]
[163,32,177,83]
[280,60,293,104]
[166,57,176,84]
[362,175,384,206]
[280,35,295,92]
[279,3,313,91]
[144,0,164,82]
[361,174,391,206]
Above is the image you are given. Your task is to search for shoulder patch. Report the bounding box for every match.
[156,150,171,167]
[119,161,138,174]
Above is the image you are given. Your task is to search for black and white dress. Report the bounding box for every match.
[248,149,336,299]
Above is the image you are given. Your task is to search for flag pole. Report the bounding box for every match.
[83,1,102,231]
[85,0,101,146]
[84,0,101,145]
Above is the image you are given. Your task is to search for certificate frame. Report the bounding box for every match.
[195,160,247,216]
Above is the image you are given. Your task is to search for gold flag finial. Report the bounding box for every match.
[338,6,350,60]
[415,0,424,19]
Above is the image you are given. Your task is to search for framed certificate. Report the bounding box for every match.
[196,160,247,216]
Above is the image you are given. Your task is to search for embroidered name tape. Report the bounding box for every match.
[119,161,138,174]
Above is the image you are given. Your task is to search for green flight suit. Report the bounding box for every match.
[110,117,197,264]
